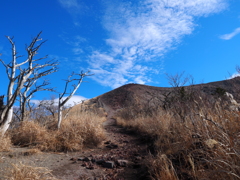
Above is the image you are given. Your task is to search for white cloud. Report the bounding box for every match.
[228,72,240,79]
[63,95,87,106]
[31,95,87,107]
[73,48,83,55]
[87,0,227,88]
[219,27,240,40]
[58,0,82,15]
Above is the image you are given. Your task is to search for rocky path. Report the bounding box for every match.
[0,109,150,180]
[52,106,150,180]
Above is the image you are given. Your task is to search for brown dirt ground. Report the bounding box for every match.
[0,112,150,180]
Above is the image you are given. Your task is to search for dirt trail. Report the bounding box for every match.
[0,107,150,180]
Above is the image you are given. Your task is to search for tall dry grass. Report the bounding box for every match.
[0,135,12,152]
[4,162,57,180]
[116,90,240,180]
[10,108,106,152]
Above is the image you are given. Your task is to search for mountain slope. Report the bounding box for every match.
[87,77,240,113]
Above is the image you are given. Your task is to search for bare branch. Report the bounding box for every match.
[57,70,91,129]
[0,32,58,135]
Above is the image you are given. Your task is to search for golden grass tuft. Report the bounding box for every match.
[10,110,106,152]
[148,154,178,180]
[11,121,49,147]
[4,162,57,180]
[23,148,42,156]
[0,135,12,152]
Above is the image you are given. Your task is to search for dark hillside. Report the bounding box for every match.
[92,77,240,111]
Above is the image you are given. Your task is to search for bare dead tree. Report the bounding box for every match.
[166,72,189,88]
[57,71,90,129]
[0,32,58,135]
[18,78,56,122]
[38,96,58,118]
[0,95,4,115]
[236,65,240,75]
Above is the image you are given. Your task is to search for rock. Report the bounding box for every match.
[96,159,105,165]
[104,141,111,144]
[70,157,77,161]
[116,160,129,167]
[106,143,118,149]
[83,157,91,162]
[103,161,115,169]
[77,157,85,161]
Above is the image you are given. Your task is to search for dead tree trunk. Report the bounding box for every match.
[0,32,58,136]
[57,71,90,129]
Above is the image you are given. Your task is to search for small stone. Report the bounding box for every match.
[112,144,118,148]
[106,143,118,149]
[96,159,105,165]
[116,160,129,167]
[106,145,112,148]
[104,141,111,144]
[103,161,115,169]
[83,157,91,162]
[77,157,85,161]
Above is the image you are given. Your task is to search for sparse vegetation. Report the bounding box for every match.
[9,105,106,152]
[0,135,12,152]
[116,88,240,180]
[4,162,57,180]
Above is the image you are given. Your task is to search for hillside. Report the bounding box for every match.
[85,76,240,113]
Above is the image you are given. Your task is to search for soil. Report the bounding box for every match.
[0,108,150,180]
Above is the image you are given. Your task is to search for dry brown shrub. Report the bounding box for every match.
[10,121,49,147]
[10,111,106,152]
[148,154,178,180]
[60,112,106,149]
[116,95,240,180]
[4,162,58,180]
[0,135,12,152]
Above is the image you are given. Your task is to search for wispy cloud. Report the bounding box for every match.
[87,0,227,88]
[219,27,240,40]
[58,0,82,15]
[59,0,228,88]
[31,95,87,107]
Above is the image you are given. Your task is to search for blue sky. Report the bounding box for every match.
[0,0,240,103]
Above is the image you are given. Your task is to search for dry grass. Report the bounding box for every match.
[116,92,240,180]
[4,162,57,180]
[0,135,12,152]
[11,121,49,147]
[10,110,106,152]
